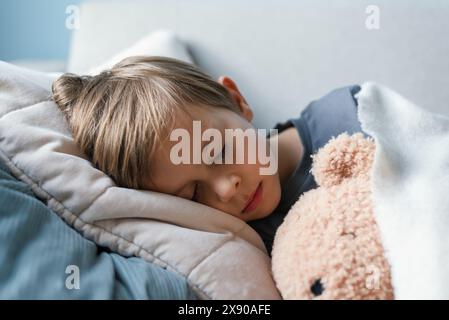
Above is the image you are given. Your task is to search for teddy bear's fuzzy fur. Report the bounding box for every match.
[272,133,394,299]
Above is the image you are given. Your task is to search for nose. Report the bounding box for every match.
[213,174,241,203]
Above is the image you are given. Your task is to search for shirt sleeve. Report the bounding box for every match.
[294,85,369,153]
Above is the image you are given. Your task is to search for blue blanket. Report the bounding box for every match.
[0,158,196,299]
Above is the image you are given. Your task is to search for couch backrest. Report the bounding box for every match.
[68,0,449,129]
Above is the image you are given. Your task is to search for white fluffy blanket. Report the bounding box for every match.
[357,83,449,299]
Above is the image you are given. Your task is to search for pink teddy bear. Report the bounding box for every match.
[272,133,394,299]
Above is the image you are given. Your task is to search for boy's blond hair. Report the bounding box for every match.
[52,56,238,189]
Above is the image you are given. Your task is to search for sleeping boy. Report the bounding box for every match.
[52,56,366,255]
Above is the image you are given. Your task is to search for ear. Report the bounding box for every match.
[311,133,375,187]
[218,76,253,122]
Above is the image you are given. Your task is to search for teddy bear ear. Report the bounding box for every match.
[311,133,375,187]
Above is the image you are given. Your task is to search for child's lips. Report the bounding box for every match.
[242,182,263,214]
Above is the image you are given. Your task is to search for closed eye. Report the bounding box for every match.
[191,182,198,201]
[215,144,226,162]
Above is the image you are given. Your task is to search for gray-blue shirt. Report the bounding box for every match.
[248,85,369,255]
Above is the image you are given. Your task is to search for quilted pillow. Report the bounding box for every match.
[0,30,280,300]
[0,157,197,299]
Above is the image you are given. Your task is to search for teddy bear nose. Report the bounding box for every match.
[311,279,324,297]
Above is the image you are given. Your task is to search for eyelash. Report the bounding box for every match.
[191,182,198,201]
[217,144,226,161]
[191,144,226,202]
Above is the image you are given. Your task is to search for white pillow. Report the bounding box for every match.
[87,29,194,75]
[0,30,280,300]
